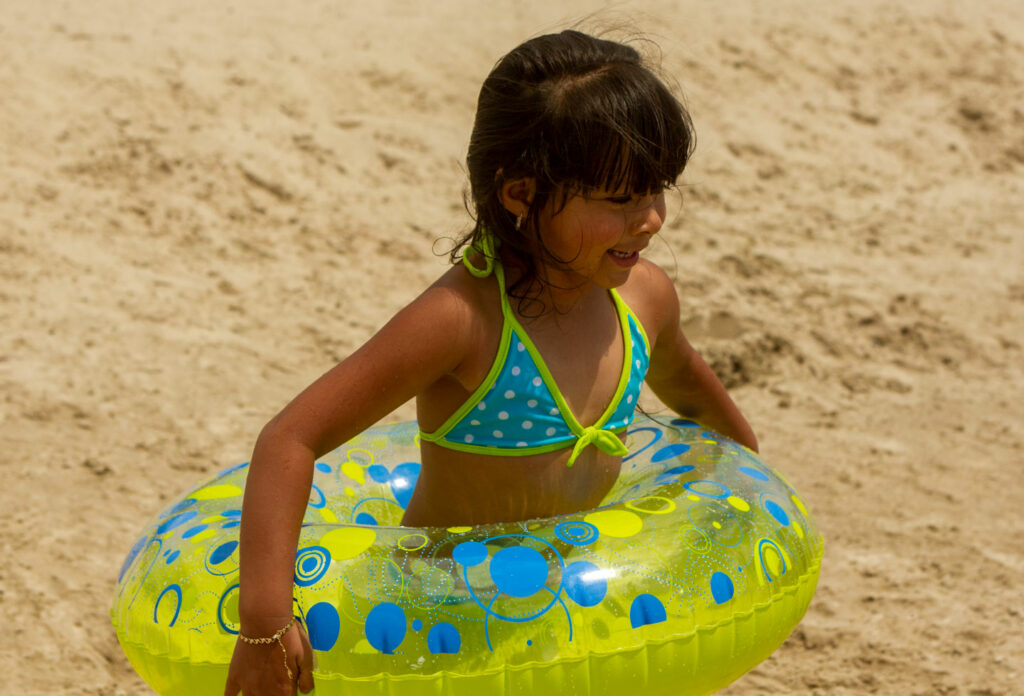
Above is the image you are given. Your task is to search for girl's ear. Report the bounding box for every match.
[499,177,536,218]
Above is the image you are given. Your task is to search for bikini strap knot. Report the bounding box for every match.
[462,232,498,278]
[566,426,629,468]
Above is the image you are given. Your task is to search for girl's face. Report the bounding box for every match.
[536,187,667,290]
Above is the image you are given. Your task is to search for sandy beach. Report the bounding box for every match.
[2,1,1022,693]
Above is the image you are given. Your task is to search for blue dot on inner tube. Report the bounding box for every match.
[156,510,197,535]
[629,594,667,628]
[364,602,406,654]
[412,619,423,631]
[554,521,599,546]
[221,520,241,529]
[452,541,488,567]
[315,462,331,474]
[426,622,461,654]
[164,550,180,565]
[307,602,341,651]
[564,561,608,607]
[181,524,209,539]
[294,547,331,586]
[765,500,790,526]
[651,443,691,463]
[671,418,700,427]
[209,541,238,565]
[739,466,770,482]
[367,464,390,483]
[389,462,420,509]
[163,499,195,517]
[355,512,378,526]
[221,509,242,518]
[656,466,694,484]
[489,546,548,598]
[710,571,734,604]
[527,639,532,646]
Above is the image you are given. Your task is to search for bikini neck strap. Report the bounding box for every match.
[462,232,517,321]
[462,231,498,278]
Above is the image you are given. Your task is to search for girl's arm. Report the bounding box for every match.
[638,263,759,452]
[234,280,473,654]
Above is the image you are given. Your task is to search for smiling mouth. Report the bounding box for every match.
[607,249,641,267]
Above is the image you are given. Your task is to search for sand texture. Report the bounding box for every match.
[2,1,1022,694]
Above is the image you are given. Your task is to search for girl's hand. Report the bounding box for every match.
[224,620,315,696]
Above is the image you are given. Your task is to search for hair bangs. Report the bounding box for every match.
[541,62,693,198]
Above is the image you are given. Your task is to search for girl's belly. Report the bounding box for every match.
[401,440,621,527]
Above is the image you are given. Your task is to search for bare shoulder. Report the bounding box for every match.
[422,262,499,331]
[412,261,502,378]
[616,259,681,339]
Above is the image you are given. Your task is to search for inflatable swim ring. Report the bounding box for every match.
[112,416,823,696]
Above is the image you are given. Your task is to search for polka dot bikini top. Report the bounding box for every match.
[419,243,650,467]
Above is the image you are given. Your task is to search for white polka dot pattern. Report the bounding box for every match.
[438,311,649,453]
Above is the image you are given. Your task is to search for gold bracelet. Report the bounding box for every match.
[239,616,296,681]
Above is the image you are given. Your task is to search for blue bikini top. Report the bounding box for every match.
[419,240,650,466]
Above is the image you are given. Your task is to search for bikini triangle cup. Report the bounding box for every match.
[419,232,650,466]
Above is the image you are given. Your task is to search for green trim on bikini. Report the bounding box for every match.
[419,239,507,446]
[421,425,630,458]
[421,234,636,465]
[418,320,511,445]
[461,234,496,278]
[505,287,632,466]
[625,303,651,356]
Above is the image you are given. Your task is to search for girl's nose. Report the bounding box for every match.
[633,193,666,236]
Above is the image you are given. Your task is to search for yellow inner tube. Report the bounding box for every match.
[112,416,823,695]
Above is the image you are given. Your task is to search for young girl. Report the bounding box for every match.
[225,29,757,696]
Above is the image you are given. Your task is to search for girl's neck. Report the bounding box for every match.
[501,253,606,320]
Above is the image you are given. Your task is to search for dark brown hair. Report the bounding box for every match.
[456,30,695,309]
